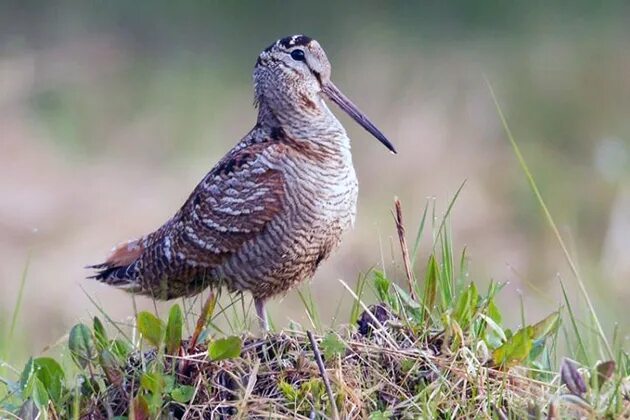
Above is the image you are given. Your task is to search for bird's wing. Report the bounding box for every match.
[90,138,289,297]
[156,140,287,269]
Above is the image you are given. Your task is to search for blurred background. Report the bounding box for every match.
[1,1,629,360]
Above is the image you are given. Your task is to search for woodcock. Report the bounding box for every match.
[90,35,396,330]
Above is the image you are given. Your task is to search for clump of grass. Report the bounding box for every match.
[1,194,627,419]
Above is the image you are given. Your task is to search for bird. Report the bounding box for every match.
[89,34,396,331]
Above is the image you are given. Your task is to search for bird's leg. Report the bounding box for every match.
[254,298,269,332]
[179,290,216,376]
[188,290,217,350]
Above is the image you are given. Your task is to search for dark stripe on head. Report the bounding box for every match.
[278,35,312,49]
[257,35,313,67]
[262,35,312,53]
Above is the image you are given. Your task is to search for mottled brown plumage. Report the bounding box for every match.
[89,35,396,330]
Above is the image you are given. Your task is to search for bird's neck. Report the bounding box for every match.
[256,91,350,153]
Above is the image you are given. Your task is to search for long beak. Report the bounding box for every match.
[322,81,397,154]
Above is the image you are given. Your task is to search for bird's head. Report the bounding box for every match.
[254,35,396,154]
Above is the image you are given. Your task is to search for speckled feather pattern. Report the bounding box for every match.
[91,35,360,302]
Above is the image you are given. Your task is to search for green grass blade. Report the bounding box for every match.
[439,219,454,305]
[297,287,321,332]
[559,280,590,365]
[486,78,613,359]
[80,286,131,343]
[421,255,438,326]
[349,272,369,325]
[431,179,466,251]
[4,257,30,361]
[457,246,468,292]
[410,200,430,268]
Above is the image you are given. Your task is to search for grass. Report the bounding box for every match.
[1,90,629,419]
[1,196,627,418]
[1,256,30,366]
[486,78,614,360]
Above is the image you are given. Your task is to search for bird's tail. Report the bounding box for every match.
[88,239,144,293]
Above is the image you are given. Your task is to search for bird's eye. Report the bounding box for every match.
[290,49,306,61]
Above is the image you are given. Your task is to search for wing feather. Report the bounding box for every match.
[91,137,289,299]
[143,141,286,276]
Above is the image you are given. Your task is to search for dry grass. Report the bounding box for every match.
[81,304,560,419]
[2,196,628,419]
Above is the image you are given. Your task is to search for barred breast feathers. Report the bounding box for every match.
[164,124,352,267]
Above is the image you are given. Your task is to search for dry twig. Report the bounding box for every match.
[307,330,340,420]
[393,198,416,300]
